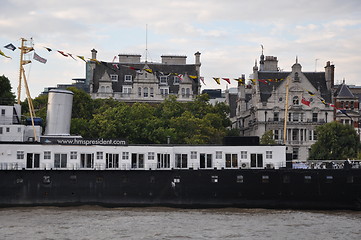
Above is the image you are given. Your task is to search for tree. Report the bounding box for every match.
[260,130,276,145]
[0,75,16,105]
[309,121,361,160]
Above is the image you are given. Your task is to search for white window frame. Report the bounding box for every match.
[122,152,129,160]
[122,86,132,94]
[240,151,247,159]
[160,76,168,85]
[173,75,180,85]
[190,151,197,159]
[110,74,118,82]
[17,150,24,160]
[124,75,132,82]
[70,151,77,160]
[266,151,272,159]
[216,151,222,159]
[148,152,155,160]
[160,87,169,96]
[44,151,51,160]
[96,151,103,160]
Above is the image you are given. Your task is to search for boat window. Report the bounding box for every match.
[70,151,77,160]
[96,152,103,160]
[175,154,188,169]
[250,154,263,168]
[304,175,312,183]
[106,153,119,169]
[325,176,333,183]
[262,175,269,183]
[236,175,244,183]
[240,151,247,159]
[157,153,170,169]
[211,176,218,183]
[131,153,144,169]
[44,151,51,159]
[17,150,24,160]
[122,152,129,160]
[266,151,272,159]
[55,153,68,168]
[26,153,40,169]
[225,154,238,168]
[200,153,212,168]
[173,177,181,183]
[216,151,222,159]
[190,151,197,159]
[80,153,94,168]
[148,152,155,160]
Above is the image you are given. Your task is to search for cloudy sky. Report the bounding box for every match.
[1,0,361,99]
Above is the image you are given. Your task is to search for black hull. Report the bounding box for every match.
[1,169,361,210]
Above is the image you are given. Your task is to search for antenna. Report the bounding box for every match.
[145,24,148,63]
[315,58,319,72]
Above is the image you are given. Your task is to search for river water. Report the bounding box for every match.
[0,207,360,240]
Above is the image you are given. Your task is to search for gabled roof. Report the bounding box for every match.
[257,71,331,102]
[334,83,355,99]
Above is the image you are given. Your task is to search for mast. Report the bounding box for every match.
[283,76,290,144]
[18,38,37,141]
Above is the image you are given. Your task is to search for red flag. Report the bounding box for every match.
[301,97,311,106]
[258,79,268,84]
[57,51,68,57]
[222,78,230,84]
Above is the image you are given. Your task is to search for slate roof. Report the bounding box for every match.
[90,62,199,94]
[257,71,332,102]
[334,83,355,98]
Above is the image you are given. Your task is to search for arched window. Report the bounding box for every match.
[138,87,142,97]
[293,96,299,105]
[150,87,154,97]
[181,88,185,97]
[144,87,148,97]
[186,88,190,97]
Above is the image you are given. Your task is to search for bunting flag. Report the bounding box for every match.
[301,97,311,106]
[77,55,86,62]
[57,50,68,57]
[44,47,52,52]
[89,58,100,64]
[257,79,268,84]
[177,74,183,81]
[189,75,198,79]
[144,68,153,73]
[33,52,47,64]
[200,77,206,85]
[222,78,231,84]
[250,79,256,84]
[0,49,11,59]
[112,56,117,62]
[112,63,119,69]
[4,43,16,51]
[213,77,220,85]
[67,53,76,61]
[337,109,352,119]
[307,90,315,96]
[234,78,244,83]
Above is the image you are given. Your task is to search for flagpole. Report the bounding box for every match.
[283,77,290,145]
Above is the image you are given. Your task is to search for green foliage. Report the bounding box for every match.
[0,75,16,105]
[260,130,277,145]
[309,121,361,160]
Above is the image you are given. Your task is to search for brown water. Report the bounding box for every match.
[0,207,360,240]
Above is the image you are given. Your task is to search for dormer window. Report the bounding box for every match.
[294,72,300,82]
[160,76,168,85]
[110,74,118,82]
[124,75,132,82]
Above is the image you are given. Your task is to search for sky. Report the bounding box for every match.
[1,0,361,100]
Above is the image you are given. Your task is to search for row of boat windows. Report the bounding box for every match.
[17,174,356,185]
[18,151,273,169]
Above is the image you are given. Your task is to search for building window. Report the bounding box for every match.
[96,152,103,160]
[274,130,279,140]
[293,96,299,105]
[122,152,129,160]
[54,153,67,168]
[44,151,51,159]
[150,87,154,97]
[312,113,318,122]
[0,127,3,134]
[1,109,5,116]
[138,87,142,97]
[191,151,197,159]
[6,127,10,132]
[110,74,118,81]
[175,154,188,168]
[17,150,24,159]
[216,151,222,159]
[160,76,168,85]
[273,112,279,121]
[124,75,132,82]
[240,151,247,159]
[181,88,185,97]
[292,148,299,160]
[143,87,148,97]
[70,151,77,160]
[148,152,155,160]
[122,86,132,95]
[173,75,180,85]
[266,151,272,159]
[160,88,169,96]
[186,88,191,98]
